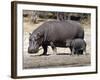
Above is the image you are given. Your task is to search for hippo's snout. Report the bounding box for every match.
[28,48,39,53]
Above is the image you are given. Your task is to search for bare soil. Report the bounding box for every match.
[23,18,91,69]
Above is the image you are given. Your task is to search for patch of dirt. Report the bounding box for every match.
[23,19,91,69]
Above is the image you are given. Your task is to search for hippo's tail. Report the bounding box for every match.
[81,30,84,39]
[77,27,84,39]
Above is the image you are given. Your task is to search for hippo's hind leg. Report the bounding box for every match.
[50,42,57,55]
[70,47,75,56]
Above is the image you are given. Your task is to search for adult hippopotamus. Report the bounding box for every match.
[28,20,84,55]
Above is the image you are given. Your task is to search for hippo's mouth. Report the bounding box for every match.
[28,47,43,54]
[28,49,39,53]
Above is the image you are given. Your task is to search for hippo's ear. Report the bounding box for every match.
[37,32,43,38]
[29,32,32,36]
[37,32,41,37]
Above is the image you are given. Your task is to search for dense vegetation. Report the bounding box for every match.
[23,10,90,26]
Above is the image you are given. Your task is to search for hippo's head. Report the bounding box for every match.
[66,39,72,47]
[28,32,43,53]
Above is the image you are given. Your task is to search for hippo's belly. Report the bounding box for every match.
[53,41,66,47]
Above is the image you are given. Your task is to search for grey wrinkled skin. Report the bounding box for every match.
[69,39,86,55]
[28,20,84,55]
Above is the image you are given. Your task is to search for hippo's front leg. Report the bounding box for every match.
[41,44,48,55]
[50,42,57,55]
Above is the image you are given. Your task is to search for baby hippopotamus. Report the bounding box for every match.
[66,39,86,55]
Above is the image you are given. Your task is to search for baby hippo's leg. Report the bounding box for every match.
[83,48,86,55]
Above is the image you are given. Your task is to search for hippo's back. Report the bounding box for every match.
[71,39,86,50]
[40,20,84,42]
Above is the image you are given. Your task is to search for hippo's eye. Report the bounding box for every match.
[34,38,38,41]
